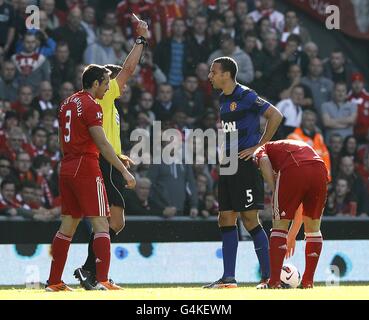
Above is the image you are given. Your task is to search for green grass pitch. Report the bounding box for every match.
[0,283,368,300]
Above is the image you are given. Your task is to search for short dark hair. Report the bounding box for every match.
[104,64,122,79]
[335,81,347,89]
[82,64,111,89]
[1,179,15,190]
[213,57,238,80]
[32,155,51,170]
[286,34,301,46]
[32,126,47,137]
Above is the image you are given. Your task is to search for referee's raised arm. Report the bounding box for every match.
[115,16,149,91]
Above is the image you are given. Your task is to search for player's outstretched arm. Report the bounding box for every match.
[258,156,276,193]
[89,126,136,189]
[286,205,304,259]
[115,17,149,91]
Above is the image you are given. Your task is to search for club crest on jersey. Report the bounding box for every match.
[96,112,103,119]
[230,102,237,111]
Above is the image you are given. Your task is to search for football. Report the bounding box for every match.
[280,264,301,288]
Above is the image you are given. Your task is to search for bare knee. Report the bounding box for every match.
[109,207,125,233]
[218,211,237,227]
[90,217,109,233]
[240,211,259,231]
[59,216,80,237]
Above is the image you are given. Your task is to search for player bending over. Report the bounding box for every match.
[253,139,329,289]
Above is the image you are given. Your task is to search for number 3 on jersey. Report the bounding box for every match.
[64,110,72,143]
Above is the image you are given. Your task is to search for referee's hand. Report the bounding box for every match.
[119,154,135,168]
[122,170,136,189]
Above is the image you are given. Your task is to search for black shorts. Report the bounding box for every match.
[218,159,264,212]
[99,155,126,208]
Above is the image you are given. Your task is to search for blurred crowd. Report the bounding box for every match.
[0,0,368,221]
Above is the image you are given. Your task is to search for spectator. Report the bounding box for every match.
[208,33,254,84]
[172,75,205,125]
[328,133,343,180]
[0,156,12,185]
[326,178,357,216]
[40,110,57,134]
[53,7,87,63]
[186,14,212,71]
[0,110,19,147]
[281,10,311,47]
[111,33,128,66]
[124,177,174,216]
[256,16,277,42]
[278,64,314,109]
[357,150,369,194]
[248,0,284,32]
[73,63,86,91]
[280,34,309,76]
[341,135,359,162]
[13,151,34,185]
[147,144,198,216]
[301,57,334,122]
[46,131,61,167]
[195,63,212,108]
[15,11,57,58]
[243,31,265,85]
[337,156,369,216]
[0,126,25,161]
[31,155,54,208]
[23,127,48,158]
[17,181,40,210]
[10,85,33,116]
[31,81,56,114]
[50,41,76,90]
[235,0,249,26]
[153,83,177,121]
[276,85,304,136]
[322,82,357,141]
[132,49,166,96]
[222,9,237,39]
[11,32,51,92]
[347,72,369,143]
[40,0,65,30]
[287,110,331,179]
[58,81,74,104]
[83,26,115,65]
[0,179,19,216]
[21,109,40,143]
[0,60,18,102]
[303,41,319,61]
[154,0,184,41]
[154,18,191,88]
[135,91,155,122]
[80,5,96,46]
[185,0,200,29]
[323,49,354,86]
[198,193,218,218]
[0,0,16,57]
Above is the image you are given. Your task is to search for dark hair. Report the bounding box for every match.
[32,155,51,170]
[286,34,301,46]
[213,57,238,80]
[334,81,347,89]
[31,126,47,137]
[82,64,111,89]
[104,64,122,79]
[21,180,38,190]
[56,41,69,50]
[23,109,39,122]
[0,179,15,190]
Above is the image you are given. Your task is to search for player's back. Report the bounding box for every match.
[59,91,103,177]
[264,139,325,172]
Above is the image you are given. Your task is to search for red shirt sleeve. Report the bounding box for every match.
[83,100,103,128]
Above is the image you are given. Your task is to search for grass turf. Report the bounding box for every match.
[0,284,368,300]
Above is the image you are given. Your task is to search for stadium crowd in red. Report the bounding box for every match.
[0,0,368,220]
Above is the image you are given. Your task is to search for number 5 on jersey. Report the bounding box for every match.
[64,110,72,143]
[245,189,253,208]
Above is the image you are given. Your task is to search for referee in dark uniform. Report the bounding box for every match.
[204,57,283,289]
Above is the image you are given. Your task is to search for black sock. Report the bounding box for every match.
[82,232,96,274]
[109,227,117,242]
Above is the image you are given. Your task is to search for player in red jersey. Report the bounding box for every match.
[253,140,329,288]
[45,65,136,292]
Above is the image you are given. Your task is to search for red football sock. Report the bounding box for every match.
[93,232,111,282]
[269,229,288,286]
[302,233,323,285]
[48,231,72,285]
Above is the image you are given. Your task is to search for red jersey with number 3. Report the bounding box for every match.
[59,91,103,177]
